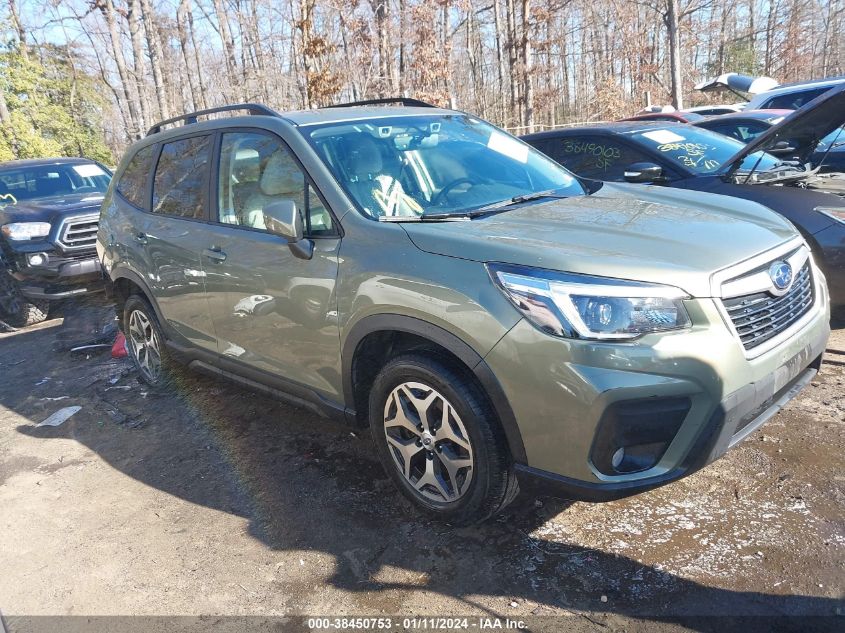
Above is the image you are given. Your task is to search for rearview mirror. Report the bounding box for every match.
[262,200,313,260]
[623,162,665,183]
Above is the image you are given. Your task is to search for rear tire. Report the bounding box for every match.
[368,353,518,525]
[123,294,173,387]
[0,267,49,327]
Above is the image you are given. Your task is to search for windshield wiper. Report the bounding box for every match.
[442,189,572,219]
[378,189,571,222]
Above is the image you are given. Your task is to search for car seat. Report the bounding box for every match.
[243,150,306,230]
[341,135,421,217]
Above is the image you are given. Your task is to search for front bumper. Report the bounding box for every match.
[485,274,831,500]
[10,254,104,300]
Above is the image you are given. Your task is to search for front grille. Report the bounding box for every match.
[59,215,99,250]
[722,261,814,350]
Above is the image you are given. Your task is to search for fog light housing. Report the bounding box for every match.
[27,252,48,267]
[591,397,691,475]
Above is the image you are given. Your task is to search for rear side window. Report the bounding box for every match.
[116,145,154,208]
[542,135,651,181]
[763,87,829,110]
[152,135,211,219]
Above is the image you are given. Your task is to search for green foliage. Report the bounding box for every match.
[0,43,114,164]
[706,39,762,79]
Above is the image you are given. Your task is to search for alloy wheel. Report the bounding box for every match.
[382,381,474,503]
[127,309,162,383]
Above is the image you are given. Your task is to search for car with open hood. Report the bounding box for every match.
[522,85,845,309]
[0,158,110,326]
[98,100,829,524]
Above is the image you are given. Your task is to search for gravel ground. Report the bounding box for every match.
[0,303,843,632]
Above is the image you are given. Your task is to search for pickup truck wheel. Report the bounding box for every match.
[124,294,171,387]
[369,353,518,525]
[0,268,49,327]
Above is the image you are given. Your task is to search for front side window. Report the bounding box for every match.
[541,135,652,181]
[302,114,584,219]
[629,126,780,174]
[116,145,154,208]
[217,132,333,236]
[0,162,110,202]
[152,135,211,219]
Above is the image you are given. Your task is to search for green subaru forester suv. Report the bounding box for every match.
[97,100,830,524]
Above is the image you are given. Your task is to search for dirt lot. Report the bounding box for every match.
[0,301,843,631]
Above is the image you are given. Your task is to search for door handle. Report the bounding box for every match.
[134,232,148,245]
[203,247,227,263]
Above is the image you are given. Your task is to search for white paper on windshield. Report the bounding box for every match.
[640,130,686,145]
[72,164,107,178]
[487,131,529,163]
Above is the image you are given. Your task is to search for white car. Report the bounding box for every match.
[745,76,845,110]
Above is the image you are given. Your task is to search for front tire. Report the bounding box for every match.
[368,353,518,524]
[0,267,49,327]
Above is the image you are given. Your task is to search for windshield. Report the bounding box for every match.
[302,114,584,218]
[0,162,111,203]
[629,126,781,174]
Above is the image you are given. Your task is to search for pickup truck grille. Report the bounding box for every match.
[722,261,814,351]
[58,215,99,251]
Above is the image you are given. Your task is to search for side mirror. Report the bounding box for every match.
[624,162,666,183]
[262,200,313,260]
[767,140,798,156]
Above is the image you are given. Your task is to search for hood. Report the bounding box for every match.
[725,83,845,174]
[0,192,104,226]
[402,183,798,298]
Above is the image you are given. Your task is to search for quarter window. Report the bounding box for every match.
[217,131,334,236]
[152,135,211,219]
[116,145,154,208]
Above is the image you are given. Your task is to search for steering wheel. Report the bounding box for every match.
[430,177,475,207]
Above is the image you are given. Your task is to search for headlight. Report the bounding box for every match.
[1,222,52,241]
[817,207,845,224]
[488,263,691,340]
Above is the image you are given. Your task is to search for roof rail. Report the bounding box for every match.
[323,97,437,109]
[146,103,280,136]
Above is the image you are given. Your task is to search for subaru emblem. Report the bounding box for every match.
[769,261,793,292]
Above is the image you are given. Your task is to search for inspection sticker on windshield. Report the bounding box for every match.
[487,131,529,163]
[641,129,686,145]
[72,164,107,178]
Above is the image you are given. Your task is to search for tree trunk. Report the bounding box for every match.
[101,0,144,138]
[211,0,241,100]
[139,0,170,120]
[492,0,507,123]
[521,0,534,132]
[505,0,519,126]
[128,0,152,130]
[177,0,202,111]
[666,0,683,109]
[8,0,27,59]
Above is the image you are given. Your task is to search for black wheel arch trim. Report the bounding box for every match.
[342,314,527,464]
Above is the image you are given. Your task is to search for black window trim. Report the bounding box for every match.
[209,126,342,239]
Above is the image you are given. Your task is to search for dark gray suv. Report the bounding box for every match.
[97,101,829,523]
